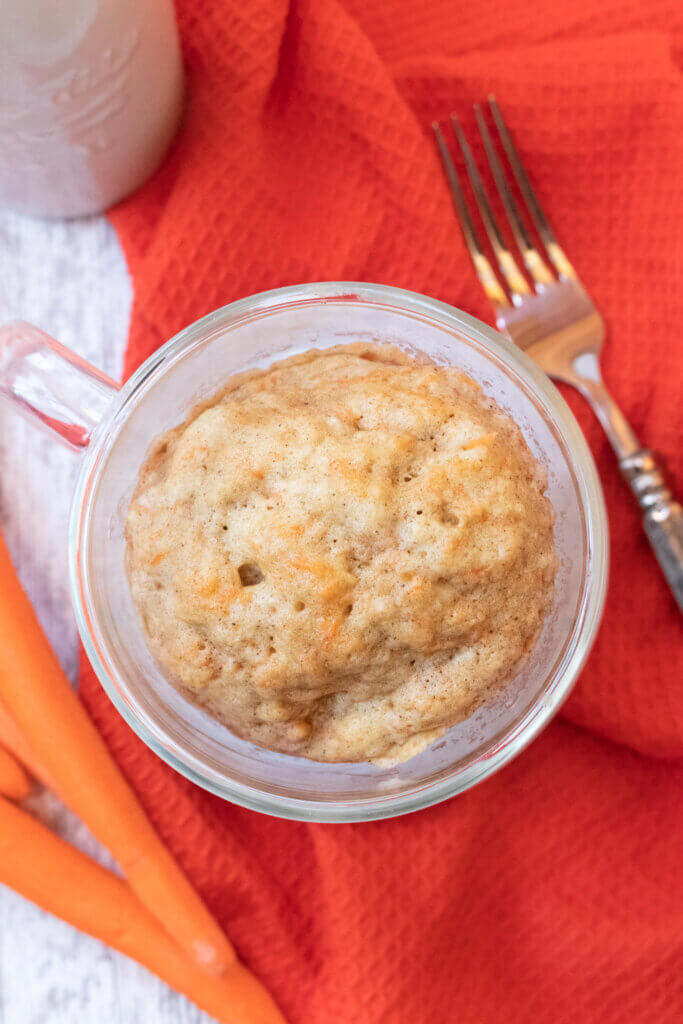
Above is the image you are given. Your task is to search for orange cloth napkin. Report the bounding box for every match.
[82,1,683,1020]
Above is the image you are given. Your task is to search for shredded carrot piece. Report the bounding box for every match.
[461,433,496,451]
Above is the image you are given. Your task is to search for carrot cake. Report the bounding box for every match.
[125,344,557,764]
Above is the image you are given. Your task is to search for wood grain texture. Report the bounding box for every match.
[0,210,213,1024]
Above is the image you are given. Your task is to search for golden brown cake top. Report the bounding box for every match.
[126,344,556,764]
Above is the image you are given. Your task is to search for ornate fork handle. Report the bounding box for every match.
[573,368,683,612]
[620,449,683,612]
[572,369,683,612]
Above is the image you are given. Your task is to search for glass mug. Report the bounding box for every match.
[0,283,608,822]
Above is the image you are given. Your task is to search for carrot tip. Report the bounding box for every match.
[191,939,235,975]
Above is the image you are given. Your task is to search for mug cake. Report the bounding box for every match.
[125,343,557,765]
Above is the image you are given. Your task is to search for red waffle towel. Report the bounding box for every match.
[83,1,683,1020]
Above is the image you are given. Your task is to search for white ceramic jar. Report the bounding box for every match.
[0,0,183,217]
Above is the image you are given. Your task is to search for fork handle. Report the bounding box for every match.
[573,367,683,613]
[619,449,683,613]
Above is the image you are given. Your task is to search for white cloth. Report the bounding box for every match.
[0,210,211,1024]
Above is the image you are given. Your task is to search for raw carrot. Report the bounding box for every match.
[0,796,286,1024]
[0,530,235,976]
[0,744,31,801]
[0,698,51,787]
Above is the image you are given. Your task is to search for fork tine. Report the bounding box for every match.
[474,104,555,290]
[450,115,531,303]
[432,121,509,309]
[487,96,576,280]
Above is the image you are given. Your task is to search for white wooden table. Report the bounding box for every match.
[0,211,213,1024]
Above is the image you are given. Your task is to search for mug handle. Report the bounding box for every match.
[0,321,119,450]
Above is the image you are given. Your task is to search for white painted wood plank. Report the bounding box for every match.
[0,210,214,1024]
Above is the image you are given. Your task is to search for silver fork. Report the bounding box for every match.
[433,97,683,612]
